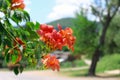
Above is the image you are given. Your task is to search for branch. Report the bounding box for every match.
[98,9,105,26]
[110,0,120,20]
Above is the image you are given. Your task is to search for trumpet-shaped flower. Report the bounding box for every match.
[42,54,60,71]
[14,37,25,49]
[37,24,76,51]
[58,26,76,51]
[11,0,25,10]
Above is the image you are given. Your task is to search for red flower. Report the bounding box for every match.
[37,24,75,51]
[37,24,54,36]
[13,37,26,50]
[37,24,61,50]
[42,54,60,71]
[11,0,25,10]
[59,27,76,51]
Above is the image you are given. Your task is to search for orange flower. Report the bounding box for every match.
[58,25,76,51]
[11,0,25,10]
[8,37,25,63]
[37,24,76,51]
[37,24,54,36]
[42,54,60,71]
[37,24,62,50]
[14,37,25,49]
[15,53,22,63]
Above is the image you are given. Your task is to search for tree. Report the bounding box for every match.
[73,12,98,57]
[88,0,120,76]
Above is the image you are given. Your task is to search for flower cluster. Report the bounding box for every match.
[37,24,75,71]
[37,24,76,51]
[11,0,25,10]
[41,54,60,71]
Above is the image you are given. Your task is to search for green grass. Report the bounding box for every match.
[59,60,88,77]
[60,59,87,68]
[96,53,120,73]
[59,54,120,77]
[60,69,88,77]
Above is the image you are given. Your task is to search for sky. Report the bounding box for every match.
[24,0,94,23]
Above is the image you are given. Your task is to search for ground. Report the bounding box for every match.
[0,70,119,80]
[0,58,119,80]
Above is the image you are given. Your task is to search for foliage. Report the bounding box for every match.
[0,0,76,75]
[72,12,99,57]
[60,54,120,77]
[60,60,87,68]
[60,53,120,77]
[71,0,120,76]
[105,14,120,54]
[96,54,120,72]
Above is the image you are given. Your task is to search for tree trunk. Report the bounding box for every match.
[88,47,100,76]
[88,21,109,76]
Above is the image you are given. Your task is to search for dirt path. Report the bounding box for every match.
[0,70,119,80]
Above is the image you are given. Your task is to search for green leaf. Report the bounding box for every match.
[14,67,19,75]
[2,0,9,10]
[5,52,10,63]
[11,10,22,24]
[5,0,10,7]
[35,22,40,30]
[25,22,39,39]
[29,31,39,39]
[19,65,24,73]
[22,10,30,21]
[0,0,3,8]
[6,0,11,3]
[0,22,5,32]
[26,22,35,30]
[11,9,30,23]
[11,54,17,64]
[0,35,1,45]
[3,39,12,47]
[28,58,32,63]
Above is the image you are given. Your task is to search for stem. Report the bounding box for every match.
[1,22,18,44]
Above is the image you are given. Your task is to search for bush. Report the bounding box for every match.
[60,60,87,68]
[96,53,120,72]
